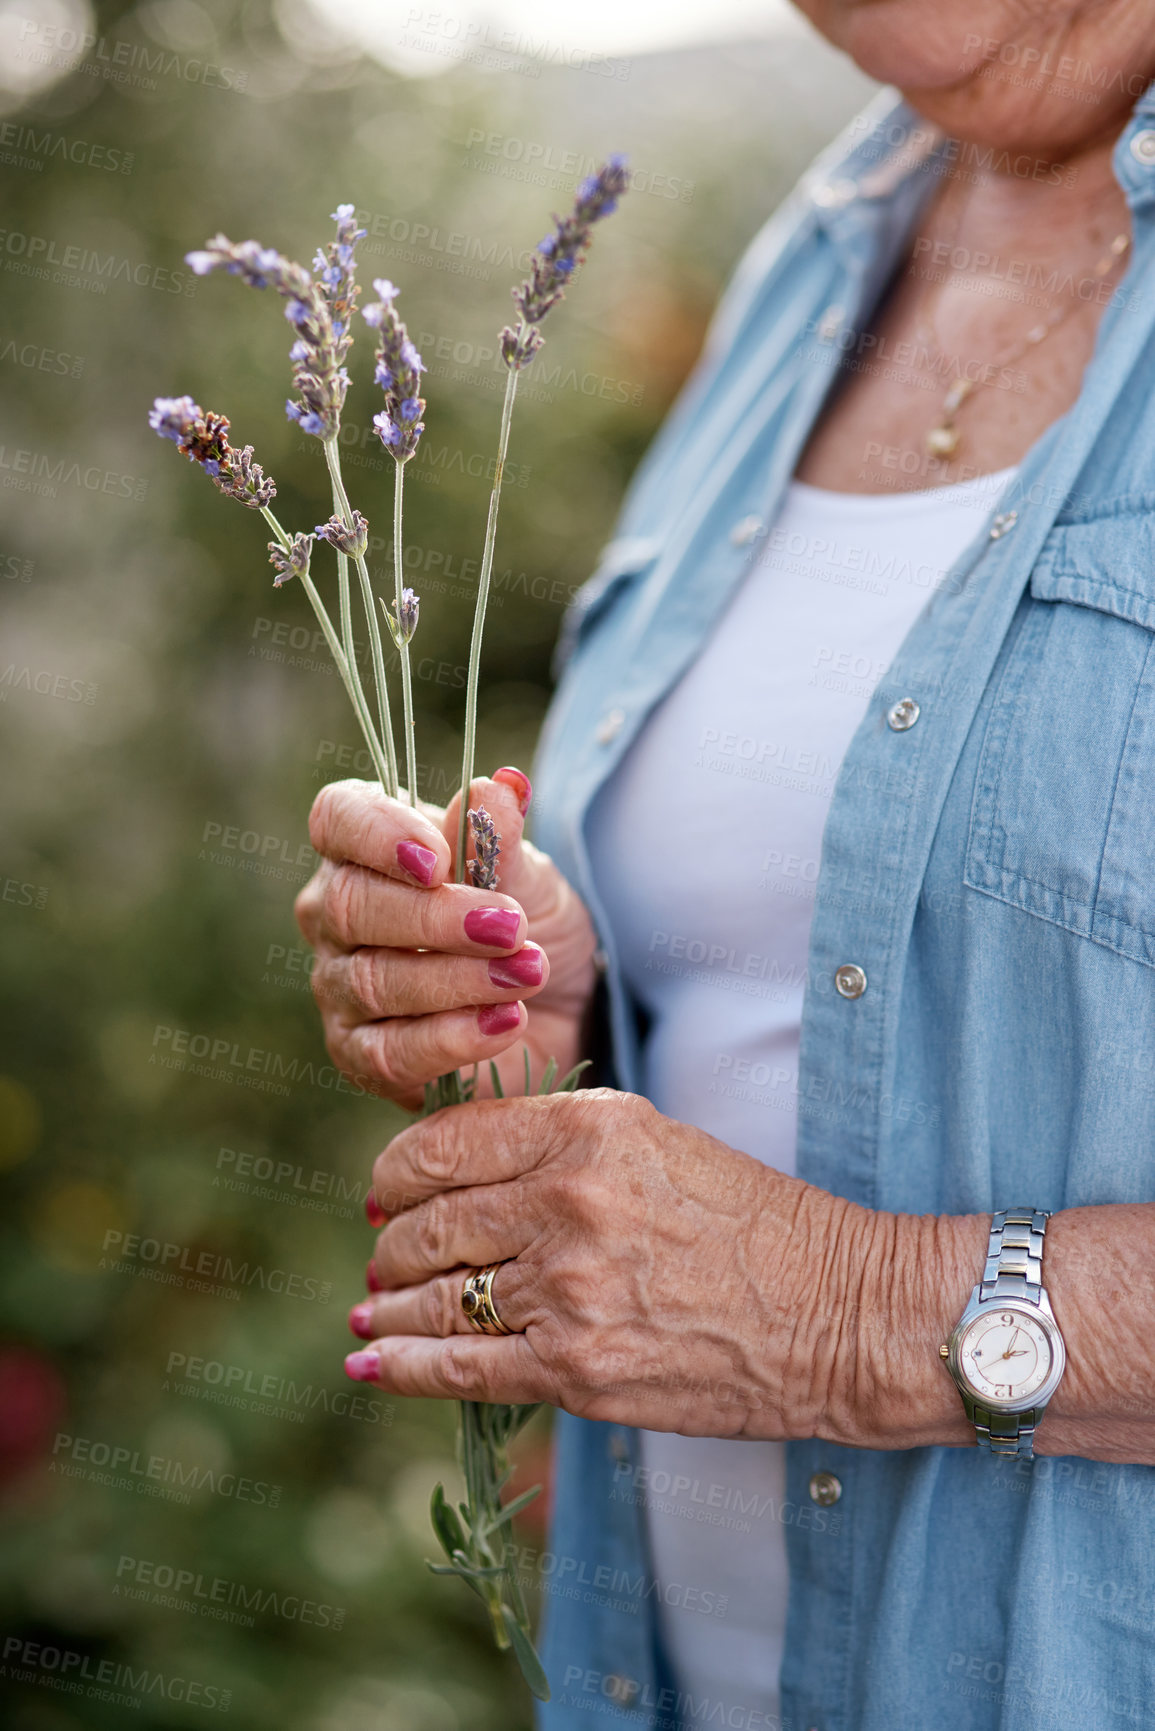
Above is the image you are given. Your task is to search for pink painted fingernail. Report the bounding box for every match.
[464,907,521,948]
[397,839,437,886]
[366,1260,383,1293]
[478,1001,522,1038]
[365,1191,388,1228]
[493,766,532,816]
[344,1349,381,1382]
[349,1302,375,1339]
[488,943,544,988]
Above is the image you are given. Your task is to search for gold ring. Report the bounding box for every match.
[461,1263,513,1336]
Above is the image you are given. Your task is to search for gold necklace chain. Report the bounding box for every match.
[912,205,1130,459]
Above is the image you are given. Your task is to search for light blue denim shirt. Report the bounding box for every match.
[530,81,1155,1731]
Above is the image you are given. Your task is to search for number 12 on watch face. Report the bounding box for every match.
[961,1310,1054,1403]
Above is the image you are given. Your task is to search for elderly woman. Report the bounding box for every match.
[295,2,1155,1726]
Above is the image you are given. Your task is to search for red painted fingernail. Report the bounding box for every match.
[464,907,521,948]
[349,1302,375,1339]
[493,766,532,816]
[478,1001,522,1038]
[397,839,437,886]
[344,1349,381,1382]
[365,1190,388,1228]
[488,943,544,988]
[366,1260,383,1293]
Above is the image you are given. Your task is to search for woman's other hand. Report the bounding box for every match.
[294,769,599,1111]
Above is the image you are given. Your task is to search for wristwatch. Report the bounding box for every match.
[940,1207,1066,1459]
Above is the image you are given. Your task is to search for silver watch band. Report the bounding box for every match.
[967,1207,1051,1458]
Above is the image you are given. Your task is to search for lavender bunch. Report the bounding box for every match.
[150,170,627,1702]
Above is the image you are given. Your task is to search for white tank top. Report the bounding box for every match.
[586,466,1016,1723]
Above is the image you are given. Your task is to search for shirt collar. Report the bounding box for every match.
[806,75,1155,257]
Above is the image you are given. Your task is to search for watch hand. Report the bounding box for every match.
[1000,1328,1022,1360]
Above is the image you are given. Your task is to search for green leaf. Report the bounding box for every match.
[555,1059,593,1093]
[489,1060,504,1099]
[502,1607,551,1701]
[430,1481,468,1560]
[537,1057,558,1094]
[523,1046,532,1096]
[484,1483,542,1534]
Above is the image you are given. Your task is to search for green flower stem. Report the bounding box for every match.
[260,506,391,787]
[455,355,521,883]
[392,456,419,808]
[324,438,399,798]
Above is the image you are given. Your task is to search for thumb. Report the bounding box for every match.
[443,766,543,900]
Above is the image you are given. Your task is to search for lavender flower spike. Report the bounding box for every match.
[466,806,500,890]
[502,156,630,371]
[185,207,367,443]
[362,278,426,460]
[148,397,275,508]
[268,532,314,587]
[315,510,369,559]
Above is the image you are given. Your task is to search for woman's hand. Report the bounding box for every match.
[294,768,599,1111]
[346,1088,896,1439]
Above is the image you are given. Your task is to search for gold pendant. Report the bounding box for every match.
[926,423,960,458]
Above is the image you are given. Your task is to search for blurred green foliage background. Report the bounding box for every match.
[0,2,870,1725]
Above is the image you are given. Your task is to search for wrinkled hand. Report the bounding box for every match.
[346,1088,868,1439]
[294,769,598,1110]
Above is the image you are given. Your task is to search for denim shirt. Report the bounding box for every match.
[528,79,1155,1731]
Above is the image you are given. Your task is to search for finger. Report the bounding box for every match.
[316,939,548,1022]
[318,864,528,955]
[371,1091,572,1210]
[344,1332,553,1406]
[308,777,452,886]
[349,1259,527,1339]
[370,1178,535,1289]
[334,1000,528,1105]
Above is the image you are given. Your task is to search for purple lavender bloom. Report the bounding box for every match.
[148,396,276,509]
[268,532,314,587]
[314,510,369,559]
[466,806,500,890]
[362,278,426,462]
[502,156,629,370]
[185,207,366,443]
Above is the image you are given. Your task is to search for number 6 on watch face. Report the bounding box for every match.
[960,1309,1053,1403]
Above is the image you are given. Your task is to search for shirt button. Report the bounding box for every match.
[834,963,867,999]
[730,514,764,547]
[989,510,1018,540]
[608,1430,628,1462]
[812,176,857,209]
[595,708,625,745]
[887,696,920,732]
[1130,128,1155,165]
[816,304,844,342]
[808,1470,843,1506]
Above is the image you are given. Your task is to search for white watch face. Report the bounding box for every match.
[958,1309,1054,1405]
